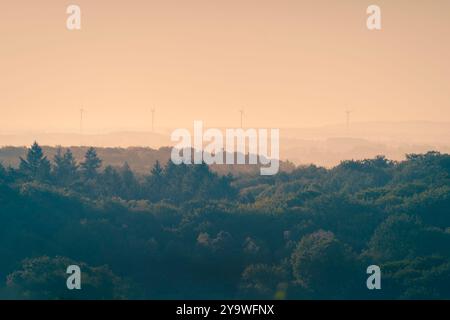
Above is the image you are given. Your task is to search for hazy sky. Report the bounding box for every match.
[1,0,450,133]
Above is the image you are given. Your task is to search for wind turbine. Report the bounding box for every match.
[345,109,353,129]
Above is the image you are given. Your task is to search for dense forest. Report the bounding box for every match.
[0,142,449,299]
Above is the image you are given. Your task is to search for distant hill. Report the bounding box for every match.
[0,131,172,148]
[280,121,450,144]
[1,121,450,167]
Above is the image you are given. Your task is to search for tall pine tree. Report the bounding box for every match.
[53,148,79,185]
[19,142,51,181]
[144,160,164,201]
[80,147,102,179]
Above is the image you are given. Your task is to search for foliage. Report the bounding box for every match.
[0,143,449,299]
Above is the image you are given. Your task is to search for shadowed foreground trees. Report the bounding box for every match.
[0,142,449,299]
[6,256,133,299]
[291,231,360,298]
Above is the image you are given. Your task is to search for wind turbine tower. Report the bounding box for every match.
[345,109,353,129]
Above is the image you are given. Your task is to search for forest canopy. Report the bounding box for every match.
[0,142,449,299]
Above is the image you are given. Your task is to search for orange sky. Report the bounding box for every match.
[1,0,450,133]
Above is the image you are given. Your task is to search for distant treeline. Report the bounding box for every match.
[0,145,172,174]
[0,142,449,299]
[0,145,295,176]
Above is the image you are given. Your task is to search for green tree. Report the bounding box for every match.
[120,162,138,199]
[381,256,450,299]
[0,162,5,182]
[80,147,102,179]
[291,230,359,298]
[368,214,426,261]
[150,161,163,181]
[99,165,122,196]
[240,264,289,299]
[144,161,165,201]
[19,142,51,181]
[6,256,133,299]
[53,148,79,185]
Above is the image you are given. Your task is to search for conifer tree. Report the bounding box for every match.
[53,148,79,185]
[120,162,138,199]
[80,147,102,179]
[19,142,51,181]
[145,160,165,201]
